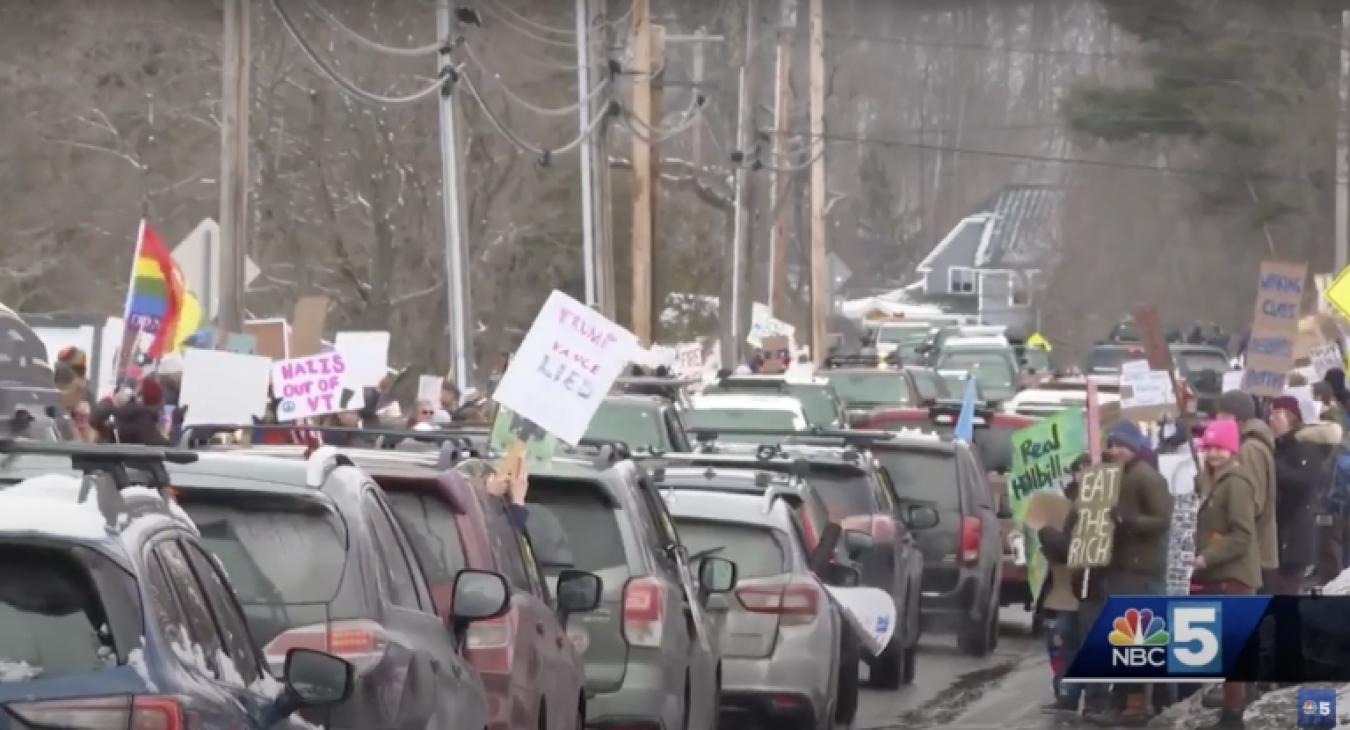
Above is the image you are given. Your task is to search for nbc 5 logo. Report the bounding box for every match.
[1107,602,1222,674]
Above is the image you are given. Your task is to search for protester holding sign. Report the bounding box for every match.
[1216,390,1279,582]
[1191,419,1262,728]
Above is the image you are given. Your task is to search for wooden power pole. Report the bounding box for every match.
[629,0,654,345]
[807,0,827,366]
[768,0,797,318]
[218,0,251,337]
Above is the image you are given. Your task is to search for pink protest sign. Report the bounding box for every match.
[271,351,355,421]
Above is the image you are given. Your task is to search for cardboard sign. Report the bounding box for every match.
[491,290,639,445]
[179,348,273,427]
[1068,464,1122,568]
[490,406,557,464]
[1242,260,1307,397]
[243,319,290,361]
[289,296,330,358]
[333,331,390,389]
[1024,491,1072,532]
[760,335,790,374]
[822,586,897,657]
[1131,306,1175,372]
[1310,342,1342,378]
[271,351,357,421]
[417,375,444,406]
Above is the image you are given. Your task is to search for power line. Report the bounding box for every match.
[474,0,637,37]
[459,40,612,116]
[271,0,448,105]
[458,69,612,158]
[621,94,709,144]
[300,0,446,58]
[473,0,581,49]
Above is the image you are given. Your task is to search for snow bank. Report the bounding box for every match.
[0,660,42,683]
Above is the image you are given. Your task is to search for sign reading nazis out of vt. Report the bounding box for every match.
[1242,260,1307,397]
[1069,464,1123,568]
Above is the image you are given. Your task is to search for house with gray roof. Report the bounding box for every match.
[905,183,1063,329]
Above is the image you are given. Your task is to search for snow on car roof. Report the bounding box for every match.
[0,474,109,541]
[690,393,806,414]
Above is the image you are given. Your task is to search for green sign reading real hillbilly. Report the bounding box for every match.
[1007,407,1086,603]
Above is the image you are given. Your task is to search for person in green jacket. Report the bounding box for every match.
[1192,419,1261,730]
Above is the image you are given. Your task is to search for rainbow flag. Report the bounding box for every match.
[120,221,202,364]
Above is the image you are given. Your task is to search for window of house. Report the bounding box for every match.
[949,267,976,294]
[1010,273,1031,307]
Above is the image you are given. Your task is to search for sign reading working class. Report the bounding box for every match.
[1242,260,1307,397]
[492,290,639,446]
[272,351,353,421]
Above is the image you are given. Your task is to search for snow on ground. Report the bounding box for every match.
[0,660,42,682]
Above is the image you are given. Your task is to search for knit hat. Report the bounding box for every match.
[138,377,165,408]
[57,346,87,376]
[1217,390,1257,422]
[1200,419,1240,454]
[1270,395,1302,421]
[1106,419,1146,453]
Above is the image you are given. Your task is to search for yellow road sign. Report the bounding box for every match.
[1324,265,1350,322]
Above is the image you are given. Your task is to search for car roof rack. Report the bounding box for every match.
[822,354,889,369]
[179,423,487,455]
[555,438,633,469]
[712,376,789,392]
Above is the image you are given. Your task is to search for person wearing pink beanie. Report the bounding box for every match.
[1191,418,1261,728]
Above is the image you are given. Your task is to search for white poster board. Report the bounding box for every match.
[675,342,703,380]
[491,290,638,445]
[746,302,795,347]
[271,351,358,421]
[333,331,390,389]
[179,348,273,426]
[823,586,897,656]
[1310,342,1343,378]
[417,375,444,406]
[1222,370,1245,392]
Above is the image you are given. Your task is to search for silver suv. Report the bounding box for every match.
[517,448,736,730]
[657,473,852,730]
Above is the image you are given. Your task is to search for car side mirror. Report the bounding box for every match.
[903,504,940,530]
[271,648,354,718]
[843,529,874,559]
[821,561,862,587]
[698,556,738,594]
[450,569,510,635]
[556,569,602,615]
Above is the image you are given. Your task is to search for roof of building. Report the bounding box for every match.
[972,183,1063,269]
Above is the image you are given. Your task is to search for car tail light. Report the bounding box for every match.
[263,619,388,675]
[622,577,666,648]
[736,581,821,626]
[465,612,514,674]
[5,695,183,730]
[858,408,928,430]
[960,516,982,565]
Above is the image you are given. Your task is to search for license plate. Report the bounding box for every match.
[1317,514,1334,527]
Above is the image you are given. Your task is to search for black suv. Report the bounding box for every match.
[864,432,1005,656]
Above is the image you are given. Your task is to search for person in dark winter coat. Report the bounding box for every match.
[1217,390,1279,583]
[1268,395,1333,595]
[110,377,170,446]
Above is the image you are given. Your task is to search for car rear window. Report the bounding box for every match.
[804,468,876,519]
[935,352,1015,394]
[585,400,666,452]
[0,545,124,680]
[1086,347,1134,374]
[526,480,628,577]
[825,372,913,407]
[875,450,961,512]
[1175,351,1228,380]
[673,519,787,580]
[384,492,468,586]
[686,408,800,431]
[180,496,364,643]
[789,385,842,428]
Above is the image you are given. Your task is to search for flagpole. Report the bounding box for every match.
[111,219,147,388]
[121,219,145,324]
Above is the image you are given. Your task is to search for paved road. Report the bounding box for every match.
[854,608,1089,730]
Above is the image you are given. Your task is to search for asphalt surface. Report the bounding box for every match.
[853,608,1090,730]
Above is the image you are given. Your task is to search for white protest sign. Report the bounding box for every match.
[417,375,444,405]
[491,290,639,445]
[1222,370,1245,392]
[271,351,356,421]
[1121,370,1174,409]
[1310,342,1343,378]
[675,342,703,379]
[1119,359,1150,379]
[746,302,795,347]
[179,348,273,427]
[333,331,390,389]
[823,586,896,656]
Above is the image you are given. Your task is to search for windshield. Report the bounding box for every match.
[875,450,960,512]
[584,400,666,452]
[686,408,801,432]
[673,519,787,580]
[385,491,467,590]
[936,352,1016,395]
[1175,350,1228,382]
[824,372,914,407]
[0,547,120,680]
[1021,348,1051,372]
[789,385,843,428]
[179,497,361,644]
[1085,347,1138,374]
[876,325,930,346]
[525,480,629,578]
[804,468,877,519]
[908,369,949,402]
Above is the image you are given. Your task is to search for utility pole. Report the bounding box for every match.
[767,0,797,318]
[807,0,827,366]
[691,39,705,166]
[1338,9,1350,273]
[576,0,598,307]
[438,0,475,387]
[594,0,617,319]
[629,0,654,344]
[725,0,759,367]
[218,0,250,337]
[649,24,666,330]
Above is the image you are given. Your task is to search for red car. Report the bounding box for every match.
[244,443,596,730]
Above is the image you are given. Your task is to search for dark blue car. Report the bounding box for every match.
[0,440,354,730]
